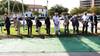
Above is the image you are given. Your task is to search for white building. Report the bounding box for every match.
[27,4,47,17]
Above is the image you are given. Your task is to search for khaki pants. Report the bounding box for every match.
[17,21,20,35]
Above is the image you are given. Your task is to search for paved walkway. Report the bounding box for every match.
[0,37,100,52]
[0,52,100,56]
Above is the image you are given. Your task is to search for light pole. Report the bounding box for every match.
[91,0,95,8]
[22,0,24,15]
[7,0,10,15]
[34,0,35,11]
[46,0,48,16]
[22,0,25,31]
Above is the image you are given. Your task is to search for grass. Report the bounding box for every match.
[0,25,61,38]
[0,24,100,38]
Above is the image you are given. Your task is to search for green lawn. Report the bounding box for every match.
[0,25,61,36]
[0,25,99,37]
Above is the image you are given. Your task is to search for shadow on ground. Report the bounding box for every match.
[57,31,100,52]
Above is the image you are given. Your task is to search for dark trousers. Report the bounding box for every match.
[73,26,79,33]
[82,22,88,33]
[28,26,32,36]
[64,25,69,34]
[91,23,97,33]
[46,26,50,35]
[6,27,10,35]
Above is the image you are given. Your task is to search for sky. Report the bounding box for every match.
[0,0,80,10]
[17,0,80,10]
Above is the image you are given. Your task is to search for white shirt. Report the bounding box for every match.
[53,16,60,25]
[93,16,95,23]
[82,15,89,21]
[17,14,20,21]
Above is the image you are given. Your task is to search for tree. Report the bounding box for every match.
[32,11,41,16]
[48,10,54,17]
[96,8,100,15]
[89,7,96,13]
[48,5,69,16]
[70,8,79,15]
[88,7,100,14]
[70,7,89,15]
[0,0,27,15]
[70,7,100,15]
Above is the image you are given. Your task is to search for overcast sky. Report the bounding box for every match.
[17,0,80,10]
[0,0,80,10]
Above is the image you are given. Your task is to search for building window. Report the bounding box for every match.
[42,14,44,17]
[42,9,43,12]
[35,9,38,11]
[41,14,42,16]
[41,14,44,17]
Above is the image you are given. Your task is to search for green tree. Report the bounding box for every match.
[48,5,69,16]
[33,11,41,16]
[70,7,89,15]
[0,0,27,15]
[70,8,79,15]
[96,8,100,15]
[87,7,100,15]
[70,7,100,15]
[88,7,96,13]
[88,7,100,14]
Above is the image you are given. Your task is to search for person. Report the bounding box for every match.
[45,16,51,35]
[22,15,26,31]
[4,13,11,37]
[71,15,79,34]
[89,13,98,34]
[61,13,69,34]
[53,13,60,35]
[16,14,21,35]
[25,10,32,18]
[36,18,42,34]
[30,14,34,20]
[26,14,33,36]
[81,13,89,34]
[13,14,17,31]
